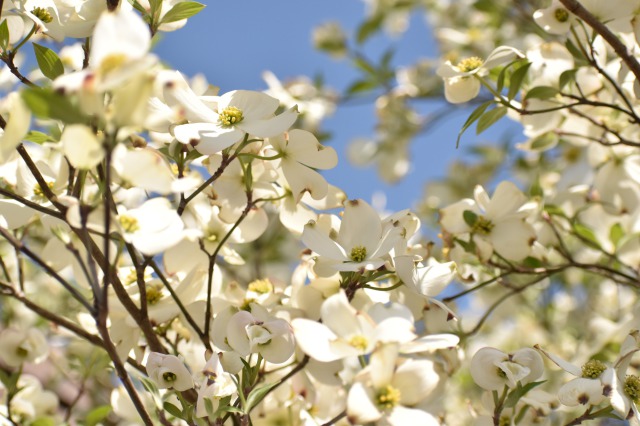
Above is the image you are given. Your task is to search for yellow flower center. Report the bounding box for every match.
[119,214,140,233]
[146,282,164,305]
[99,54,127,76]
[348,335,368,351]
[163,372,177,383]
[247,278,273,294]
[499,416,512,426]
[581,359,607,379]
[472,216,494,235]
[218,106,244,126]
[350,245,367,262]
[33,182,54,200]
[555,7,570,22]
[496,366,507,378]
[15,347,29,358]
[31,7,53,24]
[625,375,640,403]
[457,56,483,73]
[376,385,401,410]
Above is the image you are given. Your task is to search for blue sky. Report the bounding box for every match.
[155,1,518,212]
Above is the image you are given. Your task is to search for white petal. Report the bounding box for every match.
[337,199,382,254]
[90,7,150,68]
[443,76,480,104]
[320,291,363,338]
[0,199,35,229]
[302,221,347,261]
[117,148,174,194]
[195,127,245,154]
[238,106,298,137]
[373,317,416,345]
[511,348,545,384]
[369,343,399,389]
[291,318,341,362]
[534,345,582,376]
[281,160,329,201]
[0,93,30,163]
[346,382,381,424]
[484,181,528,219]
[439,199,476,234]
[558,378,605,407]
[401,334,460,353]
[394,359,440,405]
[386,407,440,426]
[482,46,525,70]
[470,347,508,390]
[284,129,338,169]
[222,90,278,119]
[491,219,536,262]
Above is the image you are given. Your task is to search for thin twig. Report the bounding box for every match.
[560,0,640,83]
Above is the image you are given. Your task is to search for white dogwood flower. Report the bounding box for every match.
[267,129,338,202]
[301,199,403,277]
[533,0,573,34]
[292,291,416,362]
[437,46,524,103]
[117,198,188,256]
[168,82,299,154]
[346,344,440,425]
[470,347,544,391]
[146,352,194,391]
[0,328,48,367]
[440,181,537,262]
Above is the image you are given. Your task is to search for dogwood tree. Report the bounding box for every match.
[0,0,639,425]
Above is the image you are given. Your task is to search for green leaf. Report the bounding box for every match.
[353,56,377,76]
[218,405,243,414]
[476,106,507,134]
[529,132,558,151]
[522,256,543,268]
[565,38,588,64]
[505,381,546,408]
[160,1,205,24]
[33,43,65,80]
[245,381,279,414]
[496,60,519,93]
[507,62,532,100]
[25,130,55,144]
[544,204,566,217]
[86,405,112,426]
[130,0,148,15]
[163,402,185,420]
[356,14,383,44]
[0,20,9,52]
[380,48,394,70]
[346,79,378,95]
[0,369,18,392]
[139,376,160,400]
[473,0,498,12]
[609,223,624,247]
[559,69,578,90]
[456,100,492,147]
[573,223,600,248]
[30,418,56,426]
[524,86,559,100]
[454,237,476,254]
[21,88,87,124]
[463,210,478,227]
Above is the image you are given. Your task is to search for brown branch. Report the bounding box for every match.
[0,226,94,313]
[0,281,144,373]
[0,186,64,219]
[560,0,640,83]
[16,145,65,210]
